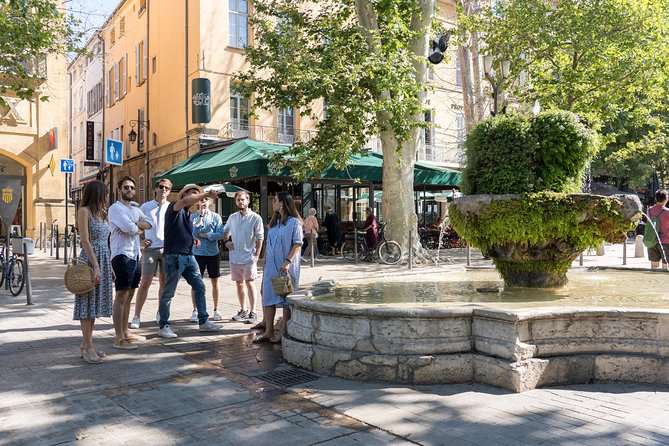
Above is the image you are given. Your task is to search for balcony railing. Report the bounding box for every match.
[219,122,317,145]
[219,123,465,167]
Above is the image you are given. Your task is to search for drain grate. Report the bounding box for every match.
[255,368,320,388]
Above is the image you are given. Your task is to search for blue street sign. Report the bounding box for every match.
[105,138,123,166]
[60,158,75,173]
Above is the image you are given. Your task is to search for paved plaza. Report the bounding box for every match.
[1,241,668,445]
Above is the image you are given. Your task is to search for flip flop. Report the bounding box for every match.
[252,335,271,343]
[125,333,146,342]
[250,321,266,331]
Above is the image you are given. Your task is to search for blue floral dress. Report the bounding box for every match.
[262,216,303,308]
[73,216,113,319]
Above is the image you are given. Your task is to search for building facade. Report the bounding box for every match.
[0,43,70,239]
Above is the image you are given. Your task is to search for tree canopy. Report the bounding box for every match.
[0,0,79,105]
[233,0,433,179]
[464,0,669,127]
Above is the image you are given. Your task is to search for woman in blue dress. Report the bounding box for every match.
[255,192,303,343]
[73,181,113,364]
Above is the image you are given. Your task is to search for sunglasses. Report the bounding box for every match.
[123,185,136,190]
[157,185,170,190]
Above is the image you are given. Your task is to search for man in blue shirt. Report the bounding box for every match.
[157,184,222,338]
[191,196,224,321]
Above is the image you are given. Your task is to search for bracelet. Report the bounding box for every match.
[285,258,292,262]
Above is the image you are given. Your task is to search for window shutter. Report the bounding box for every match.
[114,61,120,101]
[135,43,140,86]
[142,38,148,81]
[123,53,128,94]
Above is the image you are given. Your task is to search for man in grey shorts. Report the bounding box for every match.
[130,178,172,328]
[223,190,264,324]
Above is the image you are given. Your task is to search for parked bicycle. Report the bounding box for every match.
[0,240,26,296]
[341,222,402,264]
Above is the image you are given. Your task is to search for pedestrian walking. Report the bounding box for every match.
[157,184,222,338]
[131,178,171,329]
[323,203,340,256]
[191,195,224,321]
[222,190,264,325]
[73,181,113,364]
[108,176,152,350]
[253,192,303,343]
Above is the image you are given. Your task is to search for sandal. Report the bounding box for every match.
[252,335,271,343]
[125,333,146,342]
[250,321,266,331]
[80,347,107,358]
[269,336,282,344]
[113,339,138,350]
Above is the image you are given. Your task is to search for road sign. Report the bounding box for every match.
[60,158,75,173]
[105,138,123,166]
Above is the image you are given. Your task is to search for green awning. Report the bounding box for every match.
[158,139,461,188]
[156,139,291,187]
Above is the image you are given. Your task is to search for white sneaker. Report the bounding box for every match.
[130,316,141,329]
[189,311,198,323]
[158,325,178,338]
[199,320,223,332]
[213,310,222,321]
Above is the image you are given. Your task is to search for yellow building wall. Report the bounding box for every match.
[0,49,71,239]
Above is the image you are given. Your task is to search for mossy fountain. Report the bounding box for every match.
[283,111,667,393]
[449,110,641,287]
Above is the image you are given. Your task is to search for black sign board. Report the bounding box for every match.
[83,161,101,167]
[192,78,211,124]
[86,121,95,160]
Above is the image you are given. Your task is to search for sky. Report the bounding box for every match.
[66,0,121,45]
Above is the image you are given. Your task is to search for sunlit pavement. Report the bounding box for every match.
[0,241,667,445]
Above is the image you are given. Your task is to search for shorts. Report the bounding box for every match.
[648,243,669,263]
[112,255,142,290]
[230,261,258,282]
[141,247,164,277]
[195,254,221,278]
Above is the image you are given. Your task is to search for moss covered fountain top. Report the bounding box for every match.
[449,110,642,287]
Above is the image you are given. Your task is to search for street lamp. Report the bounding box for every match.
[128,118,151,192]
[483,55,510,116]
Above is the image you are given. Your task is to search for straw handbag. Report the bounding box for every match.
[64,258,96,295]
[271,271,294,296]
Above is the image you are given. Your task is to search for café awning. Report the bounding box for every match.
[158,139,461,188]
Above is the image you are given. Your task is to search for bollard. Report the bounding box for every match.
[579,252,583,266]
[310,233,315,267]
[23,240,33,305]
[55,225,60,260]
[634,235,645,258]
[622,240,627,265]
[595,241,605,256]
[466,245,471,267]
[50,224,54,256]
[408,231,413,270]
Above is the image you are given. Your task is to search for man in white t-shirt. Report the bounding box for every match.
[130,178,172,329]
[223,191,264,324]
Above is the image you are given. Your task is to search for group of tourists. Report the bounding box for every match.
[73,177,306,364]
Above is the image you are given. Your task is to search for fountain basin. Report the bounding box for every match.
[284,282,669,392]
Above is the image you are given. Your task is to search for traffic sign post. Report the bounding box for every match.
[60,158,75,173]
[105,138,123,166]
[59,158,75,264]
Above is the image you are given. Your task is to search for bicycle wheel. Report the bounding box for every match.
[341,239,364,262]
[378,241,402,265]
[9,258,25,296]
[0,261,4,288]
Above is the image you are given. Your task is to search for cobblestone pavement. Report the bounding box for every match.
[1,243,668,445]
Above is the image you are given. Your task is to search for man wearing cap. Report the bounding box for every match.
[157,183,222,338]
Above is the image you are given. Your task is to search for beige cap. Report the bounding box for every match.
[178,183,204,199]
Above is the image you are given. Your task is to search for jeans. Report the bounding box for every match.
[158,253,209,328]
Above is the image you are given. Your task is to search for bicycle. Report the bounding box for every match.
[0,241,25,296]
[341,222,402,265]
